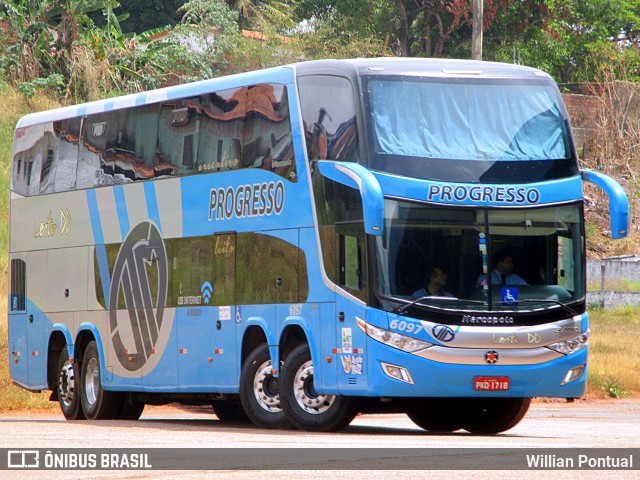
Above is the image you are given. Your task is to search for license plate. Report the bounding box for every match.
[474,376,510,391]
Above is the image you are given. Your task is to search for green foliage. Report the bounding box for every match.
[227,0,295,32]
[292,0,391,58]
[16,73,65,99]
[116,0,241,88]
[179,0,239,28]
[484,0,640,82]
[1,0,639,102]
[90,0,183,34]
[297,20,385,59]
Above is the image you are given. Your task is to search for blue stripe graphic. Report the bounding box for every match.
[86,190,111,307]
[144,182,162,232]
[113,186,130,238]
[135,93,147,106]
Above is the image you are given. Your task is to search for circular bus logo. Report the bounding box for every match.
[109,222,168,372]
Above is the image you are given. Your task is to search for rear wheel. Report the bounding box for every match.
[239,345,290,429]
[80,341,121,420]
[211,399,249,422]
[56,347,85,420]
[281,344,357,432]
[461,398,531,434]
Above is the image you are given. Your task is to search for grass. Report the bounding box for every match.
[587,278,640,292]
[0,87,59,412]
[587,306,640,399]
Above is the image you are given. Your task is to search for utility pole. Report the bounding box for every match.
[472,0,483,60]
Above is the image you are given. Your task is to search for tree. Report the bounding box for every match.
[91,0,185,33]
[391,0,512,57]
[484,0,640,82]
[0,0,121,99]
[225,0,295,32]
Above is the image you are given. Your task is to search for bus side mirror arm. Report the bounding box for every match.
[581,169,629,239]
[317,161,384,236]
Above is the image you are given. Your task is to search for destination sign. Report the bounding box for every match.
[427,184,541,205]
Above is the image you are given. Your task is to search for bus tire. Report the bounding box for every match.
[406,399,463,433]
[461,397,531,434]
[211,400,249,422]
[80,341,121,420]
[281,344,357,432]
[56,347,85,420]
[117,399,145,420]
[239,345,290,429]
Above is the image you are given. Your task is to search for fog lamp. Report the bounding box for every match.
[561,365,585,385]
[381,362,414,384]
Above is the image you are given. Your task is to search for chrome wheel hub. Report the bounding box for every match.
[58,361,76,406]
[253,360,282,412]
[293,360,335,414]
[84,357,100,406]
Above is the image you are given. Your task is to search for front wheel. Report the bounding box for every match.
[406,399,463,433]
[281,344,357,432]
[80,341,121,420]
[239,345,290,429]
[56,347,85,420]
[461,398,531,434]
[116,399,145,420]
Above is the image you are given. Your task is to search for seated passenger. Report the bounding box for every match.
[413,267,453,297]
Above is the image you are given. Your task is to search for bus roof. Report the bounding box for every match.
[16,64,295,128]
[16,58,552,129]
[292,57,552,80]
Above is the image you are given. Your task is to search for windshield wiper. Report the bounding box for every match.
[394,296,578,317]
[395,296,486,315]
[514,298,579,317]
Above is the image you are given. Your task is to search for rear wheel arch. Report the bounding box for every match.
[47,332,68,394]
[279,324,307,364]
[74,329,98,364]
[241,326,269,366]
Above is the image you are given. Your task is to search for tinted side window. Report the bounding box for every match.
[158,98,199,177]
[168,234,236,307]
[241,84,296,182]
[14,84,296,196]
[298,75,359,163]
[95,233,305,308]
[199,88,244,173]
[52,117,81,192]
[313,177,367,301]
[95,234,236,309]
[81,106,159,187]
[236,232,308,305]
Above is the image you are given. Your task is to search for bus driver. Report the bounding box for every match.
[476,251,528,287]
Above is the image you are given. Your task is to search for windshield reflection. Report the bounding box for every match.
[375,200,584,313]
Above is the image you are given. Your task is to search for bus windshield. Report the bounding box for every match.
[375,200,584,314]
[363,76,578,183]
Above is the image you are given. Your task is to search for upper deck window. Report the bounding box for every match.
[11,84,295,196]
[298,75,359,163]
[363,76,578,184]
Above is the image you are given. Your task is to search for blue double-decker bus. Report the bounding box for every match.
[8,58,628,433]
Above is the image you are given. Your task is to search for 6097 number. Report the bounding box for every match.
[389,318,424,335]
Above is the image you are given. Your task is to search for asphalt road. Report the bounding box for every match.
[1,399,638,479]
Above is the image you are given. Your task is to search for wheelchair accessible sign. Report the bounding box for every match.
[501,288,518,306]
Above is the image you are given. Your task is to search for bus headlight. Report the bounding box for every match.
[547,330,590,355]
[357,317,433,353]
